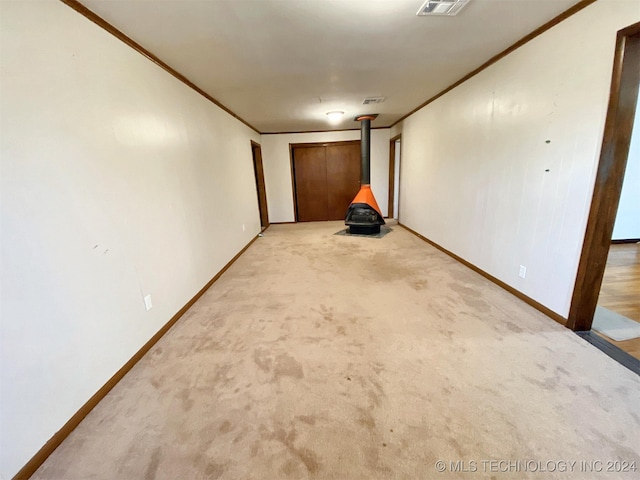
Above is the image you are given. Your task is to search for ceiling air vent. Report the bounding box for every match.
[363,97,385,105]
[416,0,470,16]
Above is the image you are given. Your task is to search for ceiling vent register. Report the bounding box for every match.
[416,0,471,16]
[363,97,385,105]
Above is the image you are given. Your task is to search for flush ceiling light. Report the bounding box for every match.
[417,0,470,16]
[326,111,345,123]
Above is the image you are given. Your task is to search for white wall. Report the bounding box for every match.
[397,0,640,317]
[390,122,403,140]
[0,2,261,477]
[612,93,640,240]
[261,129,391,222]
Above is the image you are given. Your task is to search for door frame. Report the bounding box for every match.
[250,141,270,230]
[388,134,401,219]
[567,22,640,331]
[289,140,360,222]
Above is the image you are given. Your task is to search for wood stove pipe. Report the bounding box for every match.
[355,114,377,185]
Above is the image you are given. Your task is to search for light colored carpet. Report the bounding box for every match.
[33,221,640,480]
[593,305,640,342]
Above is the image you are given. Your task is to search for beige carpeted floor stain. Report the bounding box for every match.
[33,222,640,480]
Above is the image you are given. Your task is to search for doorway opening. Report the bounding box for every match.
[568,22,640,371]
[251,141,269,231]
[388,135,401,219]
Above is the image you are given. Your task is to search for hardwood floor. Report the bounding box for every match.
[595,242,640,360]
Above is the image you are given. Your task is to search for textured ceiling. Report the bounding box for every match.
[78,0,584,133]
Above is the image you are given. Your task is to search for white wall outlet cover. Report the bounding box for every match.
[519,265,527,279]
[242,224,246,231]
[144,294,153,311]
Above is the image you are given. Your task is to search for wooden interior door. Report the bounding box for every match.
[251,142,269,229]
[326,143,361,220]
[293,146,328,221]
[292,141,360,222]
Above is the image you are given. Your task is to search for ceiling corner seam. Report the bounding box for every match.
[58,0,261,135]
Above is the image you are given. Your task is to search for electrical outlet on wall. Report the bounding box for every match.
[519,265,527,279]
[144,294,153,311]
[242,224,245,232]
